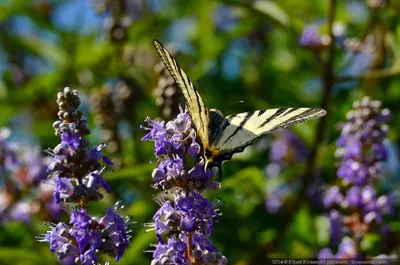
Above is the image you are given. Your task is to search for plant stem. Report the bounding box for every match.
[302,0,336,197]
[336,66,400,82]
[186,232,193,261]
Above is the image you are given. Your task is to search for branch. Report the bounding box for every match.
[336,66,400,82]
[302,0,336,197]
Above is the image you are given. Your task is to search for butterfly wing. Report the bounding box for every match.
[211,108,326,161]
[153,40,210,148]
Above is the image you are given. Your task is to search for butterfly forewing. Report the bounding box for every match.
[153,40,210,148]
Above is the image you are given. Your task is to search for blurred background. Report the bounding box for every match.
[1,0,400,264]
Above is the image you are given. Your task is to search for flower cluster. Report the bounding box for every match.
[142,108,227,265]
[340,35,379,79]
[300,23,345,49]
[264,131,309,213]
[38,203,132,265]
[39,87,133,264]
[300,20,381,80]
[90,79,138,168]
[300,25,331,49]
[142,109,219,192]
[47,87,113,205]
[320,97,396,258]
[0,129,61,223]
[335,97,390,186]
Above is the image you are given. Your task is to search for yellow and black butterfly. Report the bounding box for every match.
[153,40,326,175]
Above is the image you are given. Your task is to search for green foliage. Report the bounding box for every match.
[1,0,399,264]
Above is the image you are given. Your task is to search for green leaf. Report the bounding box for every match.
[291,204,315,245]
[315,216,330,246]
[107,164,154,182]
[222,166,264,195]
[220,167,265,217]
[259,229,277,244]
[219,0,291,28]
[0,248,55,264]
[252,1,290,28]
[19,36,67,66]
[360,233,381,256]
[116,231,154,265]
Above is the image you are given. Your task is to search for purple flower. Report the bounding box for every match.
[89,143,113,166]
[264,131,309,213]
[340,35,378,78]
[38,204,133,264]
[345,187,362,208]
[336,237,358,258]
[0,129,18,174]
[337,160,370,185]
[300,22,345,50]
[143,108,225,264]
[152,191,220,239]
[321,97,395,258]
[38,88,132,263]
[265,185,291,213]
[329,210,342,246]
[142,108,219,192]
[54,177,74,204]
[300,25,323,47]
[324,186,344,208]
[300,25,330,49]
[46,88,113,205]
[187,138,200,157]
[0,134,62,223]
[61,130,81,150]
[9,202,31,223]
[269,131,308,164]
[151,233,227,265]
[318,248,334,259]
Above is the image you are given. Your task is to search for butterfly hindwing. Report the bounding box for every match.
[212,108,326,155]
[153,40,210,148]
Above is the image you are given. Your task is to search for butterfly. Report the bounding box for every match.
[153,40,326,176]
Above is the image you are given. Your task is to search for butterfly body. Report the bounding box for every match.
[153,40,327,175]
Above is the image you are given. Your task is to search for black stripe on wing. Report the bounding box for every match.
[153,39,208,132]
[210,124,259,167]
[258,108,288,128]
[210,107,326,166]
[268,108,325,132]
[222,111,254,145]
[233,109,322,151]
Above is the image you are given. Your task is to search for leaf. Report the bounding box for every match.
[125,197,157,218]
[222,166,264,195]
[360,233,381,256]
[107,164,154,182]
[220,167,265,217]
[0,248,53,264]
[252,1,290,28]
[290,204,315,245]
[259,229,277,244]
[116,231,154,265]
[315,216,330,246]
[219,0,291,29]
[19,36,67,66]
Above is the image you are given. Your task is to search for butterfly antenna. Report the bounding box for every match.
[230,100,244,108]
[197,80,212,108]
